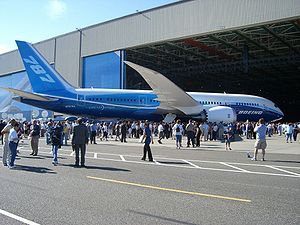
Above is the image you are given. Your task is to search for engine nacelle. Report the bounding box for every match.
[206,106,237,123]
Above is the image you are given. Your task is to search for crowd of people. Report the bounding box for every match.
[0,118,299,168]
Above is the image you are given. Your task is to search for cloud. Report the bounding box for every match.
[47,0,67,19]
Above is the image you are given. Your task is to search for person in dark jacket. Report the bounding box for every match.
[293,124,299,142]
[72,118,89,167]
[120,121,127,143]
[51,125,61,165]
[0,120,6,145]
[141,122,154,162]
[30,120,40,156]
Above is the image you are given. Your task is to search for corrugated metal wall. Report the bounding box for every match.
[81,0,300,56]
[0,0,299,86]
[35,39,55,64]
[0,50,23,75]
[55,32,80,87]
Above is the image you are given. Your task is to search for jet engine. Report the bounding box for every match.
[206,106,237,123]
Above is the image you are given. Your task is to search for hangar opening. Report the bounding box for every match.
[125,19,300,121]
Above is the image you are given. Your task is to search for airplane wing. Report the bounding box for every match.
[124,61,203,115]
[2,88,58,101]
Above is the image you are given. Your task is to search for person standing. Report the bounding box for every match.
[131,121,137,138]
[141,122,154,162]
[223,128,233,150]
[29,120,40,156]
[108,122,114,139]
[115,122,121,141]
[251,118,267,161]
[120,121,127,143]
[89,122,97,144]
[102,122,108,141]
[157,122,164,144]
[172,120,183,149]
[0,120,6,145]
[46,121,53,145]
[277,123,282,136]
[62,122,70,145]
[212,123,219,141]
[292,123,298,142]
[285,123,293,143]
[51,125,62,166]
[186,120,195,147]
[8,123,20,169]
[72,118,89,167]
[201,122,209,141]
[195,122,201,147]
[1,119,16,166]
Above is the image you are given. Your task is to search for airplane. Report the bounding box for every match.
[3,40,284,123]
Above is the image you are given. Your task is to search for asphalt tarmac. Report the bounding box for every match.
[0,134,299,225]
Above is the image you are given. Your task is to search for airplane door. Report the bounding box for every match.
[139,96,146,105]
[77,94,86,106]
[77,94,85,101]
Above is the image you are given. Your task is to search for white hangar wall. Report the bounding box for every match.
[82,0,300,56]
[55,33,81,87]
[0,0,299,87]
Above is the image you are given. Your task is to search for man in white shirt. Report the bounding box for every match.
[8,123,19,169]
[285,123,293,143]
[201,122,209,141]
[1,119,16,166]
[157,123,164,144]
[172,120,183,149]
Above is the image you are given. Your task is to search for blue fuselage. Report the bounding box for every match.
[20,89,283,122]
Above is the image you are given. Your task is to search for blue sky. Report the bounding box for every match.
[0,0,178,54]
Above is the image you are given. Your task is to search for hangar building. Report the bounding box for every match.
[0,0,299,121]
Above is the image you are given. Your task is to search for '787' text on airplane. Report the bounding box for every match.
[3,41,284,123]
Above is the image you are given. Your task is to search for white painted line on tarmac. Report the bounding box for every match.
[21,145,300,170]
[273,165,300,170]
[0,208,40,225]
[120,155,126,161]
[18,148,300,178]
[94,153,98,159]
[182,160,201,168]
[265,165,300,176]
[220,162,249,172]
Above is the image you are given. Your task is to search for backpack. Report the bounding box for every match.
[176,125,180,133]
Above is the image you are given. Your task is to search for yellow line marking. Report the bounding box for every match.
[87,176,251,203]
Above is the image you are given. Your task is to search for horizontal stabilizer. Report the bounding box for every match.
[124,61,203,115]
[2,88,57,101]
